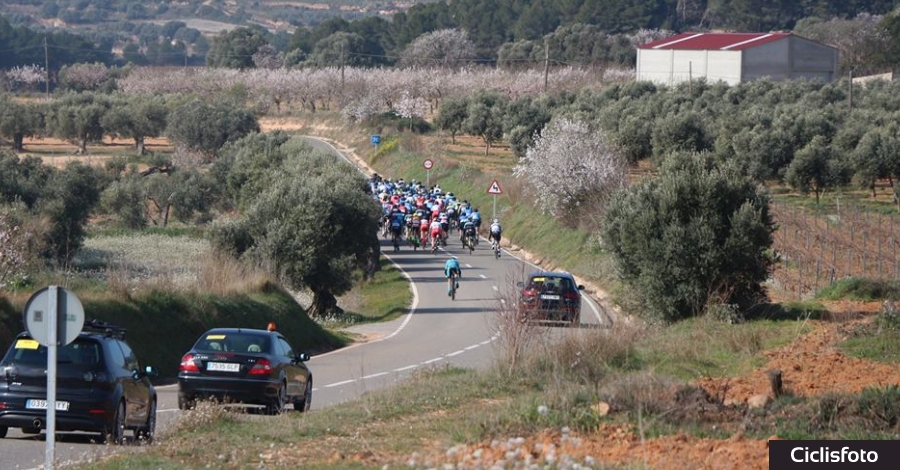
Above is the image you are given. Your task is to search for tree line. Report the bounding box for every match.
[5,1,899,80]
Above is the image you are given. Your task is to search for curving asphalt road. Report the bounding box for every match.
[0,136,610,469]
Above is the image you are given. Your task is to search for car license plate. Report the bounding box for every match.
[207,362,241,372]
[540,294,560,300]
[26,399,69,411]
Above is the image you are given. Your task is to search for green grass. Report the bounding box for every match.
[841,331,900,363]
[635,316,809,381]
[816,277,900,302]
[356,258,412,322]
[318,257,412,326]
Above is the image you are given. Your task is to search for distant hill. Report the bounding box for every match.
[0,0,440,33]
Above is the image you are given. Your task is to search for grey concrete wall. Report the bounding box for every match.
[789,37,838,81]
[742,39,790,81]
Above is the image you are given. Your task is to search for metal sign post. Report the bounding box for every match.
[423,159,434,189]
[46,287,57,469]
[486,179,503,219]
[24,286,85,470]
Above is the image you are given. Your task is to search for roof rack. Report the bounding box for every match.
[82,319,127,339]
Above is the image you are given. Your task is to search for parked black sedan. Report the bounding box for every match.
[177,328,312,414]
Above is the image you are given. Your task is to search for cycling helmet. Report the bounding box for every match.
[493,219,499,224]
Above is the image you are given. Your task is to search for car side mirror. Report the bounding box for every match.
[295,353,310,362]
[577,285,585,290]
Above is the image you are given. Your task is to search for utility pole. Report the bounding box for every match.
[848,69,853,110]
[340,41,345,105]
[543,37,549,94]
[44,36,50,100]
[688,61,693,95]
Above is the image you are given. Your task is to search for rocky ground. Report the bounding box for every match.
[408,300,894,469]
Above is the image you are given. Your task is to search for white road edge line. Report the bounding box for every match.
[325,379,356,388]
[422,358,442,364]
[394,365,417,372]
[446,350,465,357]
[362,372,389,379]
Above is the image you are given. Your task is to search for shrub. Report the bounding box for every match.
[601,152,775,322]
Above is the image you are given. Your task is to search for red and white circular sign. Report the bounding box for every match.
[423,159,434,170]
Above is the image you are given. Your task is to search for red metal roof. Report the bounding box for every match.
[638,32,793,51]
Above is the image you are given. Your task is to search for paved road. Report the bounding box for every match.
[0,137,609,469]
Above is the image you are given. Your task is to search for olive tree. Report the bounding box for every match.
[210,139,382,318]
[784,135,852,205]
[39,162,107,264]
[463,90,508,155]
[0,96,43,152]
[602,152,775,323]
[852,126,900,197]
[45,93,110,155]
[434,96,468,143]
[101,94,169,155]
[166,98,259,161]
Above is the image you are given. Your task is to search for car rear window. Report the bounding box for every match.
[3,337,102,367]
[195,333,271,353]
[527,276,575,294]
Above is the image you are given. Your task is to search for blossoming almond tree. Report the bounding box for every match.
[514,117,627,224]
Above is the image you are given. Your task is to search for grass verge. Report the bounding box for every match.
[635,316,809,382]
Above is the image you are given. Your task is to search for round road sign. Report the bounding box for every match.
[23,286,85,347]
[423,158,434,170]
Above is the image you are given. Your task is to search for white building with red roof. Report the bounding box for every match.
[636,32,839,86]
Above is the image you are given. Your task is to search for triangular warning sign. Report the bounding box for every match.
[486,179,503,195]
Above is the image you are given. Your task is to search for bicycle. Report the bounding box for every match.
[491,239,501,259]
[391,232,400,252]
[449,271,459,300]
[408,231,420,251]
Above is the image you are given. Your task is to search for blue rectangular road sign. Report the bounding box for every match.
[371,134,381,145]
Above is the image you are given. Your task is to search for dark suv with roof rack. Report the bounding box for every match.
[518,271,585,325]
[0,320,158,444]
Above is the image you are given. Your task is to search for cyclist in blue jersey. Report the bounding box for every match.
[444,257,461,296]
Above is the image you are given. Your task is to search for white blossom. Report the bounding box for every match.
[514,118,627,216]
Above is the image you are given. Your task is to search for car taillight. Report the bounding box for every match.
[249,358,272,376]
[179,354,200,372]
[563,292,579,301]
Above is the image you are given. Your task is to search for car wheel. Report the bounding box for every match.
[266,382,286,415]
[0,426,7,438]
[135,400,156,445]
[177,392,194,411]
[21,427,41,434]
[105,401,126,445]
[293,378,312,412]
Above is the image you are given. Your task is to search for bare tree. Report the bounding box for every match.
[514,117,627,221]
[399,29,476,69]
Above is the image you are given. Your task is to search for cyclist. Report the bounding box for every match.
[471,209,482,236]
[489,218,502,249]
[444,256,461,296]
[461,217,477,248]
[429,217,444,251]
